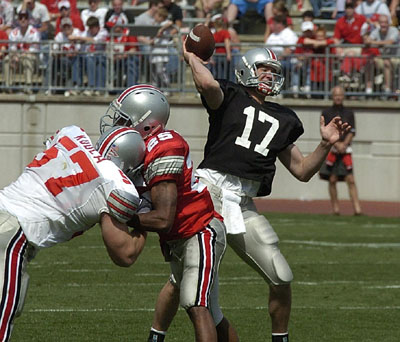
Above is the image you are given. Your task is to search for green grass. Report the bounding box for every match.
[11,213,400,341]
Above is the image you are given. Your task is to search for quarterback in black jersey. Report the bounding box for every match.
[145,47,350,342]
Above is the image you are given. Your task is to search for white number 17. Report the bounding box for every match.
[235,106,279,157]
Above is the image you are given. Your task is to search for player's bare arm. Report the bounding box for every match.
[183,39,224,110]
[129,181,178,233]
[278,116,351,182]
[100,211,147,267]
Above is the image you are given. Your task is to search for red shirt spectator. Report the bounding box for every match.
[294,21,315,55]
[304,27,336,83]
[334,12,366,44]
[41,0,79,15]
[107,27,139,53]
[214,29,230,54]
[54,1,84,34]
[0,29,8,59]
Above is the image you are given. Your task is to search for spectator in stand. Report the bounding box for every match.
[162,0,183,28]
[150,7,177,90]
[265,14,298,91]
[3,11,41,94]
[364,14,399,97]
[319,86,362,216]
[356,0,392,23]
[301,10,318,32]
[134,0,164,49]
[0,27,7,69]
[309,0,336,18]
[226,0,273,38]
[388,0,399,26]
[17,0,51,40]
[264,0,293,42]
[135,0,163,26]
[292,20,315,98]
[55,0,84,35]
[208,14,231,80]
[41,0,79,21]
[308,26,335,96]
[69,16,109,96]
[194,0,229,19]
[0,0,13,34]
[81,0,108,29]
[333,0,366,86]
[332,0,347,18]
[107,16,140,89]
[53,17,82,97]
[105,0,134,32]
[228,22,241,82]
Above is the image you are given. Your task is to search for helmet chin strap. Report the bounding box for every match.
[257,82,273,95]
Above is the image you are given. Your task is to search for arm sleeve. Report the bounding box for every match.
[106,188,140,223]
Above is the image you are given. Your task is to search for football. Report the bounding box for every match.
[185,24,215,61]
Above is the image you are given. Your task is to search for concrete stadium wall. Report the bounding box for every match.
[0,95,399,203]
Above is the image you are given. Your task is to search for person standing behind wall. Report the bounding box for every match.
[319,86,363,216]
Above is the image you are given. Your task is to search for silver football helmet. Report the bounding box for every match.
[96,126,145,177]
[235,47,285,96]
[100,85,170,140]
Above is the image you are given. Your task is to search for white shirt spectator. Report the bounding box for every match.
[370,25,400,55]
[17,2,50,29]
[80,27,109,51]
[81,7,108,29]
[0,0,13,27]
[53,27,82,51]
[356,0,391,23]
[265,27,298,57]
[8,24,40,52]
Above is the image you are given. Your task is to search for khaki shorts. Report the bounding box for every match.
[374,57,400,70]
[167,217,226,310]
[194,0,230,12]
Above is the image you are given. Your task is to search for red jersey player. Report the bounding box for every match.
[100,85,237,342]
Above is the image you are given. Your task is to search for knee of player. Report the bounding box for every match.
[271,252,293,284]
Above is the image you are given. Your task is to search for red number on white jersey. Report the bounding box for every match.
[28,136,99,196]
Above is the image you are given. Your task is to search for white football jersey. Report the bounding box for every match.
[0,126,140,248]
[53,28,82,51]
[9,25,40,52]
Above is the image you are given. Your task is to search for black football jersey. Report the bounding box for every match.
[199,80,304,196]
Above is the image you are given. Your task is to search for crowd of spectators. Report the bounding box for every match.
[0,0,399,98]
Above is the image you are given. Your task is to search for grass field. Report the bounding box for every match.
[11,213,400,341]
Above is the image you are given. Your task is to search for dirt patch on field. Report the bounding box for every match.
[254,199,399,218]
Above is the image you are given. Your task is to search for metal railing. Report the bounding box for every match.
[0,39,399,100]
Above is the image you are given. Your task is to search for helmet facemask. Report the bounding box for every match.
[100,100,132,134]
[253,63,284,96]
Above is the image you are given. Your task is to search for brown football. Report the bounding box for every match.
[185,24,215,61]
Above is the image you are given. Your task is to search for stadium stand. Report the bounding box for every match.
[0,0,399,100]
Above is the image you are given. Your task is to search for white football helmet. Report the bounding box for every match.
[96,126,145,178]
[235,47,285,96]
[100,85,170,139]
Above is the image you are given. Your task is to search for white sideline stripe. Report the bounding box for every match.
[48,280,400,287]
[282,240,400,248]
[366,285,400,289]
[27,305,400,313]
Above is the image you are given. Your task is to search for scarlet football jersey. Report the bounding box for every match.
[142,130,218,242]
